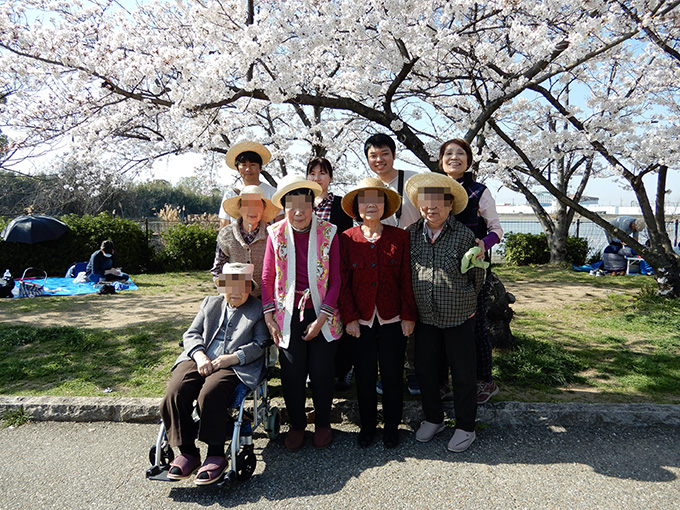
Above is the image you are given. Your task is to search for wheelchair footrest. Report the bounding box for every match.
[146,465,179,482]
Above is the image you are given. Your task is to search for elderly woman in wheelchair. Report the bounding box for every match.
[157,263,271,485]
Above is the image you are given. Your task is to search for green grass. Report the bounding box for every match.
[0,323,180,396]
[493,265,680,403]
[2,409,29,428]
[494,264,650,290]
[494,334,588,389]
[0,267,678,403]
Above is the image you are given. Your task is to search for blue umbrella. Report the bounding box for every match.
[1,215,70,244]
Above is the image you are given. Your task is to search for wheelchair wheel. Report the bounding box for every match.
[148,443,175,468]
[235,446,257,481]
[265,406,280,440]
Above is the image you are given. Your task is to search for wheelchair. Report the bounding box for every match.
[146,347,280,485]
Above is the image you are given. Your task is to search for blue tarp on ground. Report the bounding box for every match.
[572,261,603,272]
[572,260,655,275]
[12,278,138,297]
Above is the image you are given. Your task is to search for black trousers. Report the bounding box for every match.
[160,360,241,447]
[353,320,407,432]
[279,308,338,430]
[415,318,477,432]
[475,278,493,382]
[334,331,354,378]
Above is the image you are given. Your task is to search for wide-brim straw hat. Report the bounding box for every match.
[225,141,271,170]
[271,174,322,209]
[341,177,402,219]
[405,172,468,215]
[221,185,279,224]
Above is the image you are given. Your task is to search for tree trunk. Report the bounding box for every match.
[486,272,516,349]
[515,162,680,297]
[546,199,574,265]
[547,230,567,265]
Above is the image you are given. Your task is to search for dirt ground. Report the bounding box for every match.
[0,277,621,330]
[502,279,621,313]
[0,290,209,329]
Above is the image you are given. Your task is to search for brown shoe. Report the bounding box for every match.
[313,426,332,449]
[285,428,306,452]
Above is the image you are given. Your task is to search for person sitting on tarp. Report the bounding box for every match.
[602,241,635,275]
[86,239,129,283]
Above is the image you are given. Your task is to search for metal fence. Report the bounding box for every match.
[497,217,680,261]
[134,218,221,236]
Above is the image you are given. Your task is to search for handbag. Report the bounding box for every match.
[0,270,14,298]
[17,267,47,298]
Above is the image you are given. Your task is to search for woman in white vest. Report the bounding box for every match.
[261,175,343,452]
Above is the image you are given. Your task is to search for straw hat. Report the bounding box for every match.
[221,185,279,223]
[220,262,258,290]
[404,172,468,215]
[341,177,402,219]
[225,141,271,170]
[271,174,322,209]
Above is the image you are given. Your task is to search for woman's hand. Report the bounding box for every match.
[303,315,328,341]
[475,238,486,259]
[211,353,239,371]
[401,320,415,337]
[345,320,361,338]
[265,312,282,347]
[194,351,214,377]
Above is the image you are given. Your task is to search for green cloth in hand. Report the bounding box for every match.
[461,246,490,274]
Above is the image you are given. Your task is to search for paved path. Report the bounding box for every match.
[1,421,678,510]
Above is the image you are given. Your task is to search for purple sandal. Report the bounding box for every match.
[167,453,201,480]
[194,456,228,486]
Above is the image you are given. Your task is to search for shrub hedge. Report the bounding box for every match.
[3,214,592,276]
[154,223,218,271]
[503,232,589,266]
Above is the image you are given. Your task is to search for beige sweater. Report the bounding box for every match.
[210,220,268,296]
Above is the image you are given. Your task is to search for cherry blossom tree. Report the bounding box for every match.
[476,4,680,293]
[0,0,612,170]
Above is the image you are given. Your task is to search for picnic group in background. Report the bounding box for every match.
[601,216,648,275]
[86,239,129,283]
[162,133,505,461]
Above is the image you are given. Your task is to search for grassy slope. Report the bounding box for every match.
[493,266,680,403]
[0,268,678,403]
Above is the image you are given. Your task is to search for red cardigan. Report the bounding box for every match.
[339,225,417,324]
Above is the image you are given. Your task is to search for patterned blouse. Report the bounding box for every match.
[313,192,334,223]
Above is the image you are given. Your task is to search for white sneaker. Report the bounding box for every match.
[447,429,476,452]
[415,421,445,442]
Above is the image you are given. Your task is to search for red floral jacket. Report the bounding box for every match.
[339,225,417,325]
